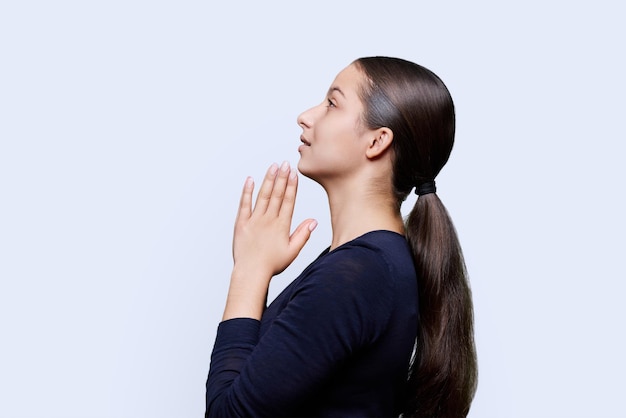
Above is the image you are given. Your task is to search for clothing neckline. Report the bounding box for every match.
[323,230,406,255]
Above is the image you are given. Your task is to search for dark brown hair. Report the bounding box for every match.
[354,57,477,417]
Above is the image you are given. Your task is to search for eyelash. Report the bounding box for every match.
[327,99,336,108]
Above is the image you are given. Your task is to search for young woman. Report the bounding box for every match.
[205,57,477,417]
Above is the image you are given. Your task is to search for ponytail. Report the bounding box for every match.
[354,56,478,417]
[404,194,477,417]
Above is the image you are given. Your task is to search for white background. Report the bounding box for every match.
[1,1,625,417]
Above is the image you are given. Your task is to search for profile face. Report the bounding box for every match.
[296,64,374,185]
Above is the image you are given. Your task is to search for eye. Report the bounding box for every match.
[326,98,336,108]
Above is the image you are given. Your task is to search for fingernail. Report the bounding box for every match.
[245,176,254,189]
[289,169,297,180]
[308,220,318,231]
[280,160,289,172]
[269,163,278,175]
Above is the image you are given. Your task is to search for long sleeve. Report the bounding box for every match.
[205,232,418,418]
[206,318,261,417]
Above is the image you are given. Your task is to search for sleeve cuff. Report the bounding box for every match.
[215,317,261,347]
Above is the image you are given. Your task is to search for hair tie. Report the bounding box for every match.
[415,181,436,196]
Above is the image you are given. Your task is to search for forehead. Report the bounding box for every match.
[329,64,365,100]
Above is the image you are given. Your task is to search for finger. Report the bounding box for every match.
[278,167,298,221]
[236,176,254,221]
[254,163,279,214]
[288,219,317,258]
[267,161,290,215]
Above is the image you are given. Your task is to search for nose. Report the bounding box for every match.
[297,106,316,129]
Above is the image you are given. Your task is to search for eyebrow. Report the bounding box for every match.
[327,86,346,98]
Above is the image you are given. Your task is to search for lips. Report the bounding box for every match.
[300,135,311,146]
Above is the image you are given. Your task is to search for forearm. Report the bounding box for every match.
[206,318,261,417]
[222,267,271,321]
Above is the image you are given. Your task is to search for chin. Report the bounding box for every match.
[297,160,321,184]
[296,159,309,177]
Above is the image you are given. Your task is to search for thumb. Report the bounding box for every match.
[288,219,318,256]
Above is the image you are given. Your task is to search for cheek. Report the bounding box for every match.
[317,114,356,143]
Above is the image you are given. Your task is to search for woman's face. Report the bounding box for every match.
[297,63,374,184]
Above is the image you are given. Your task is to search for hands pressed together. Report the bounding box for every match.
[222,161,317,321]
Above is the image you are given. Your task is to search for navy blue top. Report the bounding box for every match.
[206,231,418,417]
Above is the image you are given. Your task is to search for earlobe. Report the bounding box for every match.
[365,128,394,159]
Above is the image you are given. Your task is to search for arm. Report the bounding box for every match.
[206,248,394,417]
[206,161,319,417]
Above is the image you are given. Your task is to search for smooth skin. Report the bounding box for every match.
[297,64,404,250]
[222,161,317,321]
[222,63,404,321]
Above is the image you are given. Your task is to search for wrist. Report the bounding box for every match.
[221,268,272,321]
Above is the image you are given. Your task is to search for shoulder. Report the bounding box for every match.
[296,231,415,307]
[287,231,415,342]
[313,230,414,282]
[262,231,416,347]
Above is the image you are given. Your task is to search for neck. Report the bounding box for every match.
[322,177,405,250]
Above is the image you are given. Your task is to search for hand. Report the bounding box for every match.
[233,160,317,277]
[223,161,317,320]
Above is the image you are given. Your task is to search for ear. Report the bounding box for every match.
[365,127,394,159]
